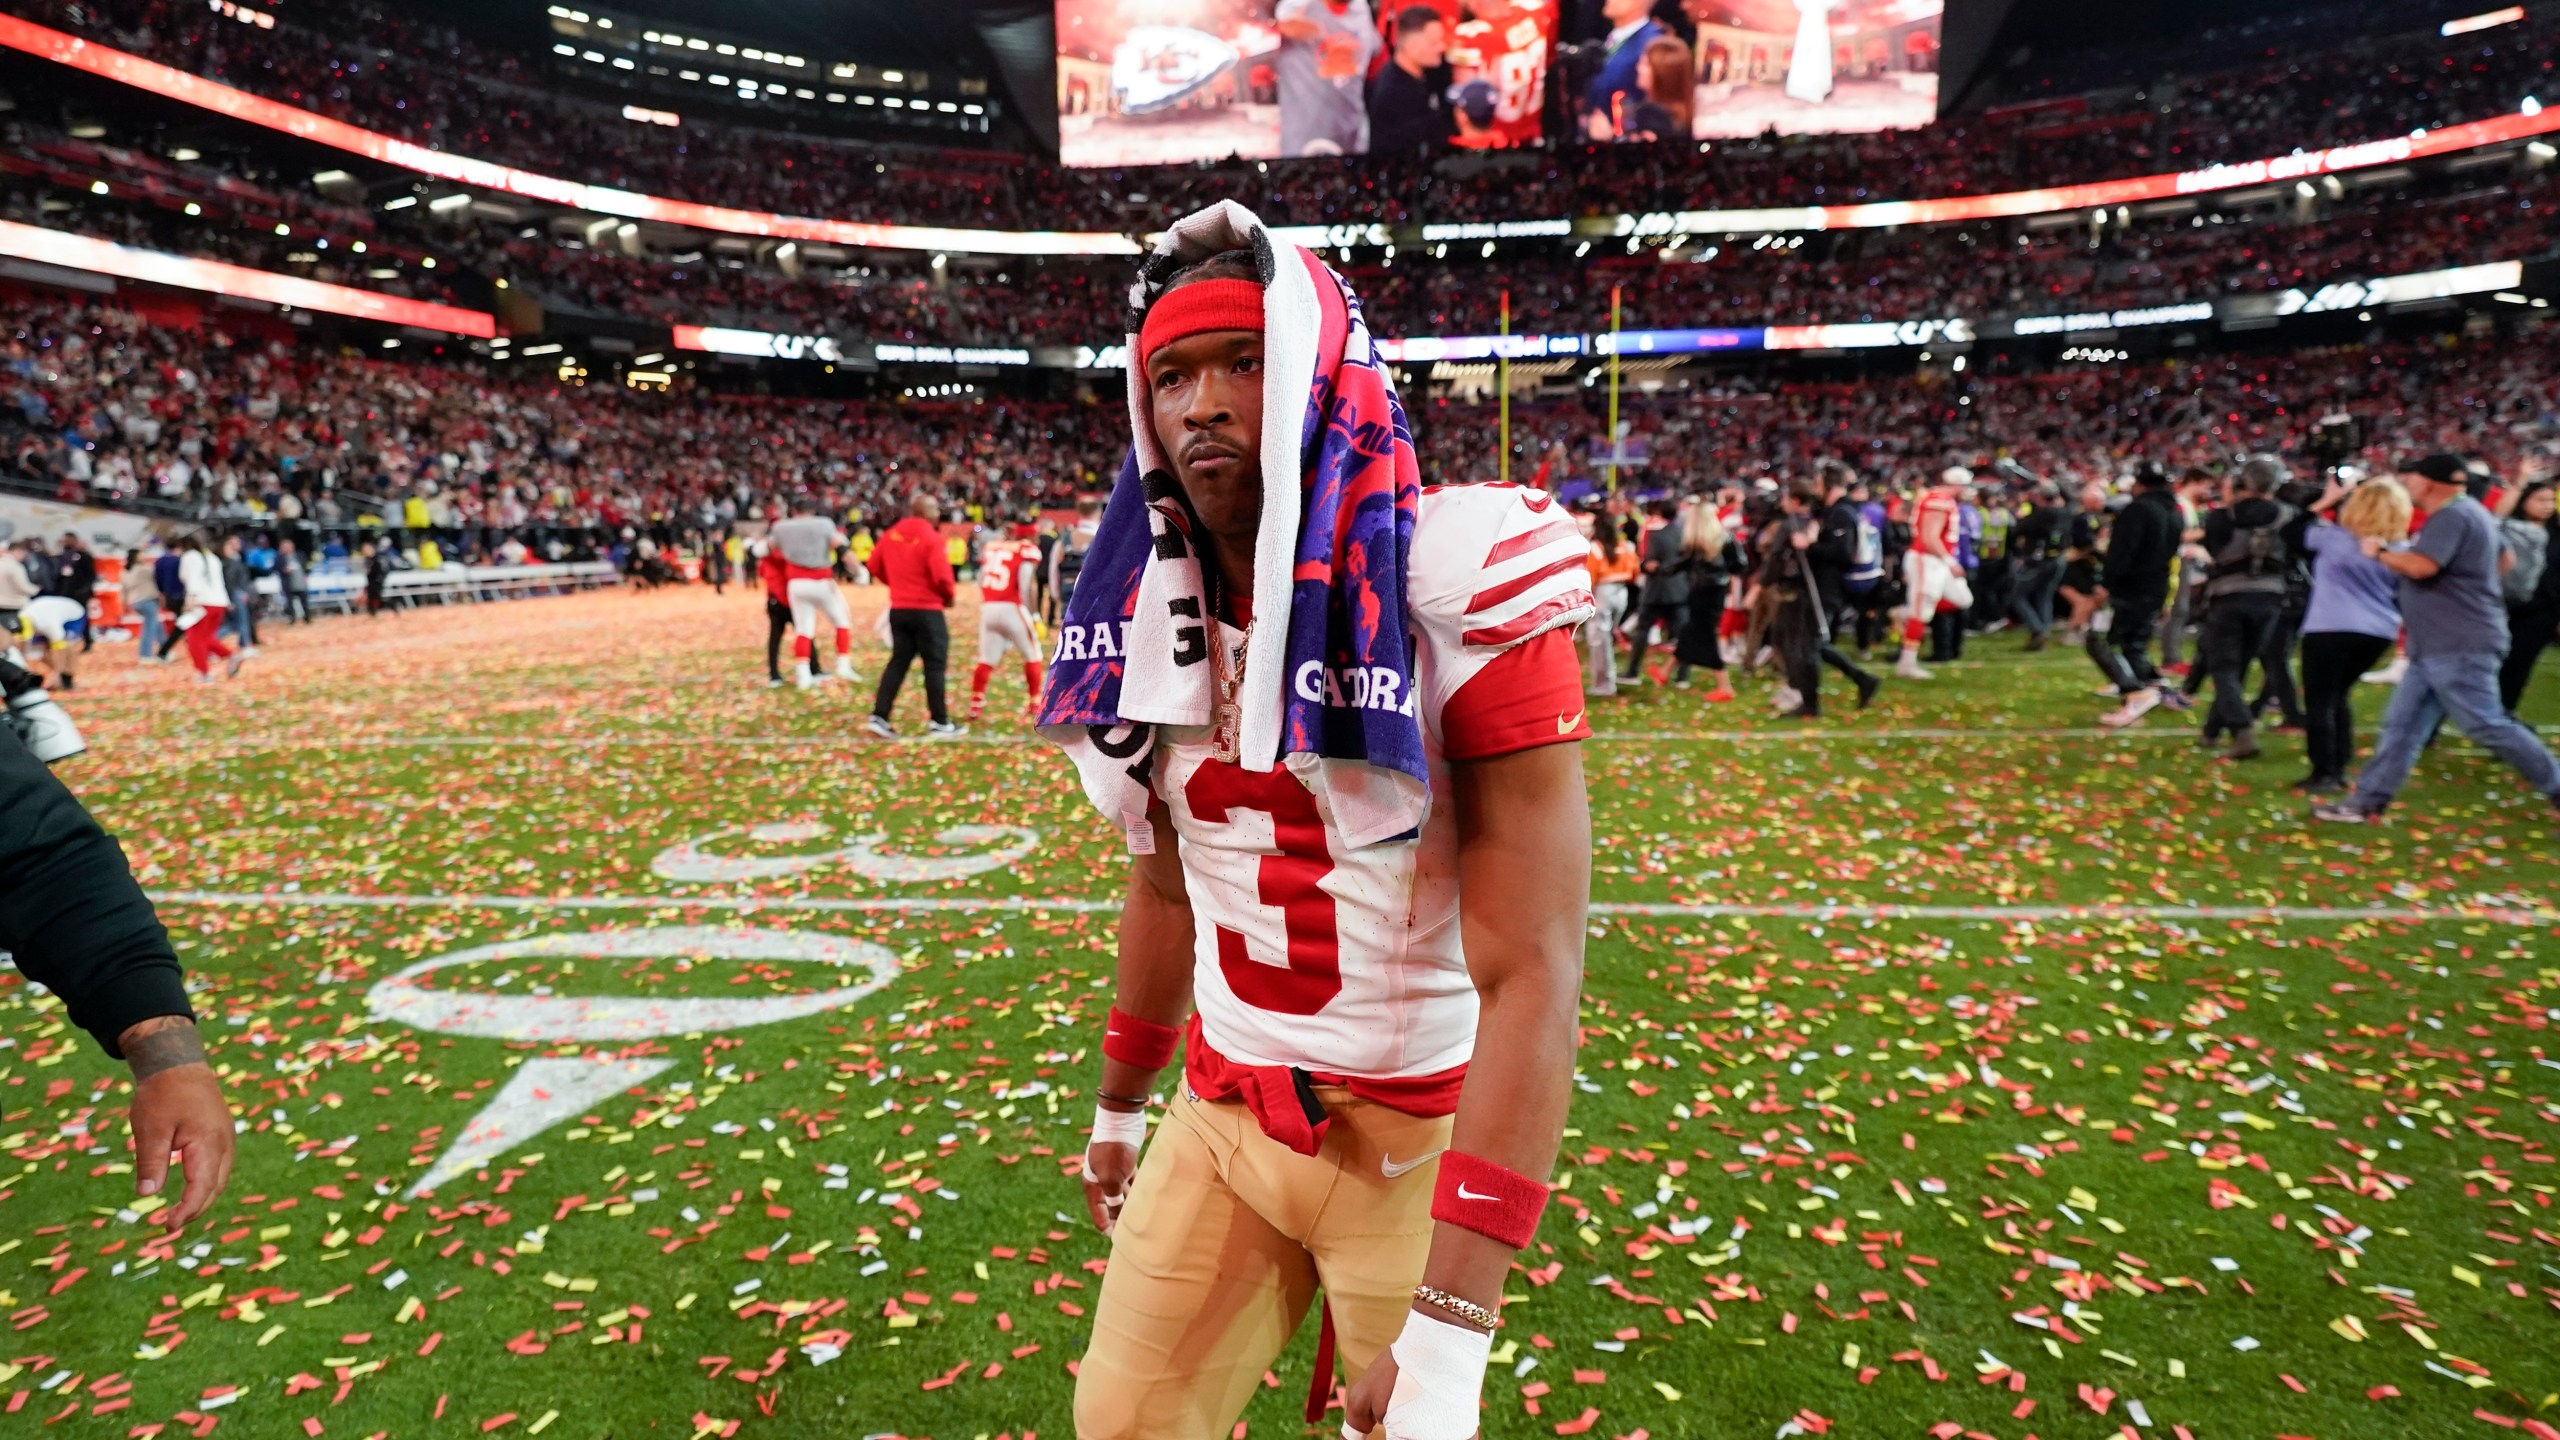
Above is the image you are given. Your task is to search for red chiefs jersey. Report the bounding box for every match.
[1151,484,1592,1082]
[979,536,1037,607]
[1912,490,1962,559]
[1447,0,1553,147]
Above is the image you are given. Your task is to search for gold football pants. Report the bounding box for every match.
[1073,1087,1454,1440]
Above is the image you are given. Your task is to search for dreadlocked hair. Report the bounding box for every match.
[1164,248,1260,291]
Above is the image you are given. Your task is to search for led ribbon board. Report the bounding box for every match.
[0,219,496,336]
[1607,109,2560,237]
[0,14,1140,259]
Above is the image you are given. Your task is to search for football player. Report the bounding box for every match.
[969,519,1046,721]
[1059,219,1592,1440]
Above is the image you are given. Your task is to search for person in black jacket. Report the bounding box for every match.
[1618,499,1689,685]
[2006,484,2065,649]
[0,722,234,1229]
[2193,456,2298,759]
[43,533,97,653]
[1802,464,1883,707]
[2248,472,2321,731]
[2093,464,2190,726]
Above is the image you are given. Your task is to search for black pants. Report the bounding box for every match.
[2300,630,2393,781]
[1847,586,1890,652]
[1622,601,1684,678]
[1928,607,1966,660]
[2009,558,2060,637]
[156,594,185,657]
[1787,643,1874,717]
[2250,604,2306,727]
[2500,598,2560,713]
[1673,586,1726,674]
[874,609,951,725]
[765,598,791,680]
[2087,590,2163,694]
[2202,593,2282,739]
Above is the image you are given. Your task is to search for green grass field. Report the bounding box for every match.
[7,586,2560,1440]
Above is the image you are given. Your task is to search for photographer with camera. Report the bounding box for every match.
[0,661,235,1229]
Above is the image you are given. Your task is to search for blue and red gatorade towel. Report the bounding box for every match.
[1035,201,1427,851]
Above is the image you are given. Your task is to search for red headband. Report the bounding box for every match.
[1137,279,1264,370]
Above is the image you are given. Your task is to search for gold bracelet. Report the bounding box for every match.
[1412,1284,1500,1332]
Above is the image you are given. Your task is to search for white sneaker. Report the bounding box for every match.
[793,667,815,690]
[2097,688,2160,728]
[864,714,896,739]
[834,657,860,683]
[926,721,967,740]
[1895,652,1932,680]
[2362,657,2407,685]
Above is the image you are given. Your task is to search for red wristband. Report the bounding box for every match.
[1430,1151,1552,1250]
[1102,1007,1180,1071]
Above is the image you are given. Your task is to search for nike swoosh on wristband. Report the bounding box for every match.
[1380,1150,1443,1179]
[1456,1182,1498,1201]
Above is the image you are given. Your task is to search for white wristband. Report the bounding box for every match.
[1089,1103,1148,1151]
[1378,1308,1491,1440]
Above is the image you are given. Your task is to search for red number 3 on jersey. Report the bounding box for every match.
[1182,760,1343,1015]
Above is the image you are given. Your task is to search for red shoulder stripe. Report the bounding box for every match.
[1466,552,1586,614]
[1482,519,1581,568]
[1461,589,1591,647]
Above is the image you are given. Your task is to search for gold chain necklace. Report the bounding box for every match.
[1208,569,1253,764]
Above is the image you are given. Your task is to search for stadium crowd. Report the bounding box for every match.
[20,0,2558,232]
[1,298,1116,549]
[14,122,2550,354]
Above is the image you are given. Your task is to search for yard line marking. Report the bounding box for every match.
[146,889,2560,925]
[131,725,2560,751]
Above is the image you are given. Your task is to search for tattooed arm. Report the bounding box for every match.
[0,724,234,1226]
[117,1015,234,1230]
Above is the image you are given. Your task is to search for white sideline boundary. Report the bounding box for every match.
[145,889,2560,925]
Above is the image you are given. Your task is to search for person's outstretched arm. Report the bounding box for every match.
[0,731,233,1229]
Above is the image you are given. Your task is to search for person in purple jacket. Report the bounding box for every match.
[2293,476,2408,793]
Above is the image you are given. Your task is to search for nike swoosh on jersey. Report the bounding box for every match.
[1558,710,1585,733]
[1380,1150,1444,1180]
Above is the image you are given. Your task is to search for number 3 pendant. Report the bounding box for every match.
[1209,698,1241,764]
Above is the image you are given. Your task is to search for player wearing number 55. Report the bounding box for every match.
[1036,200,1595,1440]
[0,694,233,1231]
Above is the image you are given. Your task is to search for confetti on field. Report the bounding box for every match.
[1,588,2556,1435]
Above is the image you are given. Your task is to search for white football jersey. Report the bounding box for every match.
[1152,484,1592,1080]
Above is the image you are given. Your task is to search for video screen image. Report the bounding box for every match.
[1578,0,1941,143]
[1056,0,1552,165]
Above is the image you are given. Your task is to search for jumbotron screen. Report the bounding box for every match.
[1584,0,1943,142]
[1055,0,1555,166]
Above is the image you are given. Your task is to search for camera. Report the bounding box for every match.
[2305,412,2363,470]
[0,658,85,764]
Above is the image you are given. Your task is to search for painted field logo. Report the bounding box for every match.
[649,820,1039,884]
[367,926,900,1194]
